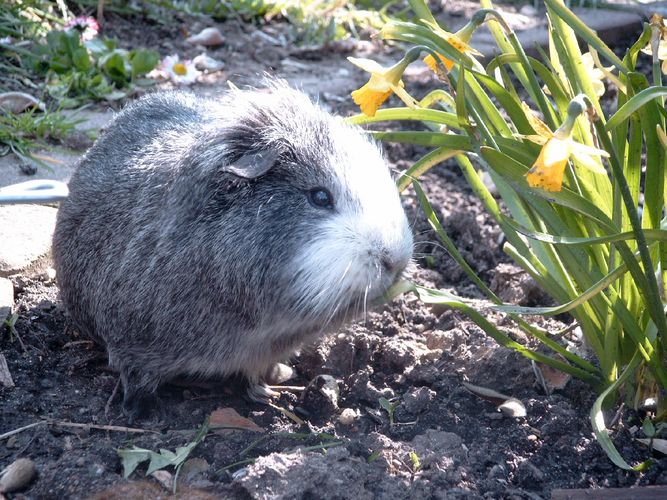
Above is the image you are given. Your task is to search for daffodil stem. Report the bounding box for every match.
[592,120,667,351]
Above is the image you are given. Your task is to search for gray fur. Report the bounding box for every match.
[53,83,412,418]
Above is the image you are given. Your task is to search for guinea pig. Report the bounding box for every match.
[52,82,413,421]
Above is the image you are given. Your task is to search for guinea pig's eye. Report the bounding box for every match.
[307,187,334,210]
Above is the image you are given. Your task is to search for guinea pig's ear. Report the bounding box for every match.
[222,150,278,179]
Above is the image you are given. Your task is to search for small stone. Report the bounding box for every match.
[265,363,293,384]
[487,464,507,480]
[41,267,56,283]
[402,386,436,415]
[186,27,225,46]
[338,408,359,426]
[150,469,173,491]
[192,53,224,72]
[517,461,545,486]
[0,458,37,493]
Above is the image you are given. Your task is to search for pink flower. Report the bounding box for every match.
[64,16,100,42]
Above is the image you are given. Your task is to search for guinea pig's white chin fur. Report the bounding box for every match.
[288,211,412,326]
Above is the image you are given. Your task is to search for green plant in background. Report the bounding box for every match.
[349,0,667,469]
[0,108,78,166]
[27,26,159,107]
[152,0,399,44]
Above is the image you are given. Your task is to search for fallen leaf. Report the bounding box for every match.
[532,357,571,394]
[209,407,264,433]
[462,381,511,404]
[636,438,667,455]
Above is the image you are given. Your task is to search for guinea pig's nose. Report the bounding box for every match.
[380,249,409,275]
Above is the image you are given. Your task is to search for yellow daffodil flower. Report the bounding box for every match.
[423,34,473,73]
[348,55,418,117]
[521,102,608,192]
[422,15,484,75]
[581,52,611,97]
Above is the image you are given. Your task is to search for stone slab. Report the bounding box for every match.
[455,7,644,58]
[0,204,58,277]
[0,276,13,321]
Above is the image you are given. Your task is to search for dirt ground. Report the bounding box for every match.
[2,4,667,499]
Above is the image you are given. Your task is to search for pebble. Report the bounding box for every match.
[0,458,37,493]
[402,386,436,415]
[338,408,359,426]
[186,27,225,46]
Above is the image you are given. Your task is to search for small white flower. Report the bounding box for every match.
[161,54,200,85]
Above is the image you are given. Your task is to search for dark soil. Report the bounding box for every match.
[2,4,667,499]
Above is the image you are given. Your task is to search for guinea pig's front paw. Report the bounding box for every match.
[122,390,161,424]
[246,380,281,404]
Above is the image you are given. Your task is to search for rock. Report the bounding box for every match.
[338,408,359,426]
[402,386,436,415]
[517,461,545,487]
[192,53,225,72]
[0,204,58,277]
[0,92,45,113]
[0,277,12,320]
[186,27,225,46]
[0,458,37,493]
[410,430,466,469]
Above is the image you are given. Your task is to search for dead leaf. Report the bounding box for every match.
[636,438,667,455]
[462,381,511,404]
[532,358,571,394]
[209,407,264,434]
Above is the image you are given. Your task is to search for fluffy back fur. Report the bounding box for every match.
[53,83,413,418]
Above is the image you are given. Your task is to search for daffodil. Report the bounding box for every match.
[422,14,484,75]
[580,52,611,97]
[348,48,421,117]
[521,101,608,192]
[642,14,667,74]
[544,51,612,98]
[161,54,200,86]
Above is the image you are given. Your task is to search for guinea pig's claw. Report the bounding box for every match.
[122,391,160,424]
[247,381,280,404]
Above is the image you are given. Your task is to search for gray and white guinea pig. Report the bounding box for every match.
[52,81,413,421]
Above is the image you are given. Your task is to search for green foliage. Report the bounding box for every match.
[26,30,158,106]
[350,0,667,468]
[160,0,397,44]
[117,418,209,492]
[0,108,78,165]
[378,396,399,425]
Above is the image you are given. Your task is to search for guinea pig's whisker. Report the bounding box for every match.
[337,260,353,285]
